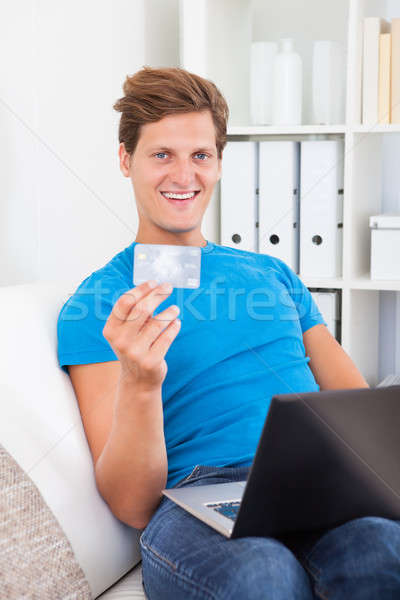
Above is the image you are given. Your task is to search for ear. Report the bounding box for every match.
[119,143,131,177]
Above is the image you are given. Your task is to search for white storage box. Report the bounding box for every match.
[370,214,400,279]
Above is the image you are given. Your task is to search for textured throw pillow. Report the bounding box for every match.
[0,444,91,599]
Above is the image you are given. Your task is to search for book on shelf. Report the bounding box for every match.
[362,16,400,125]
[378,32,391,124]
[392,18,400,124]
[362,17,390,125]
[354,20,364,124]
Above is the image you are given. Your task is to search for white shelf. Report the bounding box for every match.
[350,275,400,291]
[301,277,344,289]
[227,125,346,136]
[351,124,400,133]
[228,124,400,136]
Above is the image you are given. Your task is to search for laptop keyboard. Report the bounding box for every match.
[206,500,241,521]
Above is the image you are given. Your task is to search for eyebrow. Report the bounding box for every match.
[147,146,216,154]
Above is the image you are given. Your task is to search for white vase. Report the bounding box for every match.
[271,38,302,126]
[312,40,345,125]
[250,41,278,125]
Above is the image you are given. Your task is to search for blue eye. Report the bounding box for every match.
[153,152,209,160]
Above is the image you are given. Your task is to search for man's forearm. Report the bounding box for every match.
[95,377,168,529]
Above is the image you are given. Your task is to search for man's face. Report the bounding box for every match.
[119,110,222,242]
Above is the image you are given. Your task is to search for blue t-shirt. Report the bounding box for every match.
[57,240,326,487]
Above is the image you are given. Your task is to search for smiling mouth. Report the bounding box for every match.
[160,190,201,200]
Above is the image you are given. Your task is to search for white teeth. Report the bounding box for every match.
[162,191,196,200]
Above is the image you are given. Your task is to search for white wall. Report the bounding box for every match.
[0,1,38,285]
[0,0,187,289]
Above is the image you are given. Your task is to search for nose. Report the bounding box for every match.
[169,157,196,188]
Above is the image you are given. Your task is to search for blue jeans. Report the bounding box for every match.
[140,465,400,599]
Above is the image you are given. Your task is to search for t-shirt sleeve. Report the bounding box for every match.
[270,257,327,333]
[57,274,129,373]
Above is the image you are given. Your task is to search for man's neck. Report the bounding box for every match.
[134,230,207,247]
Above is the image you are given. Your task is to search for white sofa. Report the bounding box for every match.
[0,282,147,599]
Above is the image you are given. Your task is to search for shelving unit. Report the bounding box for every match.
[180,0,400,385]
[351,277,400,291]
[228,126,347,136]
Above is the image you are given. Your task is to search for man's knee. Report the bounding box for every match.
[305,516,400,599]
[221,537,313,600]
[307,517,400,582]
[308,516,400,563]
[341,516,400,554]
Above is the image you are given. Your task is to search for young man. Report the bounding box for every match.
[57,67,400,599]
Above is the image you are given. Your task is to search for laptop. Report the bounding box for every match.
[162,386,400,539]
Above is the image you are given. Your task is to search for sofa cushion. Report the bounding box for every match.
[0,283,142,598]
[0,443,91,599]
[97,564,146,599]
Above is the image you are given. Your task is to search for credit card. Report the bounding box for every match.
[133,243,201,289]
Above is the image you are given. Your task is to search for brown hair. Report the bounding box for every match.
[113,66,229,159]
